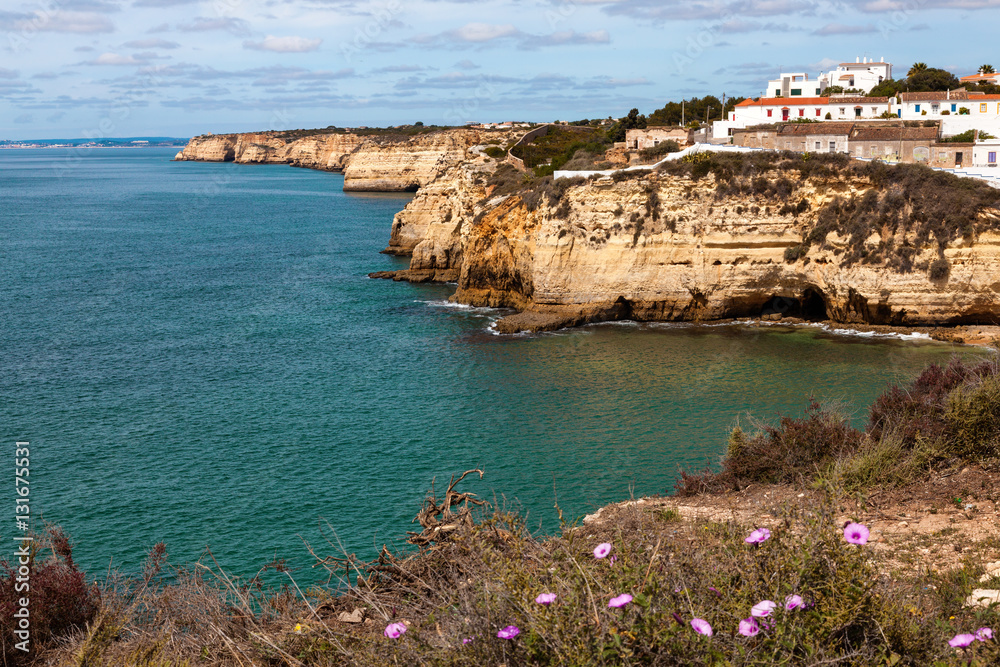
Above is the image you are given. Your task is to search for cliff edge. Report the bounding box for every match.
[374,151,1000,332]
[174,128,519,193]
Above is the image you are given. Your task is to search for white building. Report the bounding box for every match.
[766,72,828,99]
[713,96,892,136]
[973,138,1000,166]
[825,57,892,94]
[894,91,1000,137]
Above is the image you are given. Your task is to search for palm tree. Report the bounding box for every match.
[908,62,928,77]
[980,64,995,75]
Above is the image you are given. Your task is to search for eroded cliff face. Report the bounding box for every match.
[174,128,517,192]
[376,164,1000,332]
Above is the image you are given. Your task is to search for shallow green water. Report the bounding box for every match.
[0,147,978,581]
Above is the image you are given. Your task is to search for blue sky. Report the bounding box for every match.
[2,0,999,139]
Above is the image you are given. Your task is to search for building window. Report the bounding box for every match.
[871,145,877,157]
[849,78,855,87]
[775,89,781,96]
[872,107,878,114]
[815,142,821,150]
[798,108,804,117]
[981,103,988,113]
[829,141,836,152]
[839,107,845,115]
[931,104,939,113]
[767,109,772,117]
[855,107,862,118]
[816,108,822,116]
[990,151,998,163]
[952,104,957,112]
[815,88,821,94]
[915,104,920,112]
[791,88,802,96]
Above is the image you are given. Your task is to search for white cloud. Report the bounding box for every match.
[123,38,179,49]
[243,35,323,53]
[86,52,143,65]
[812,22,877,34]
[177,17,251,36]
[450,23,518,42]
[0,10,115,33]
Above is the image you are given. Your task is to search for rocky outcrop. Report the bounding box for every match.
[174,132,364,170]
[375,161,1000,332]
[174,128,518,192]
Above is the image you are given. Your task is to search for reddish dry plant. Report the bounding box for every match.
[0,526,100,665]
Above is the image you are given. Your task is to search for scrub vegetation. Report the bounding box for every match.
[5,360,1000,666]
[656,151,1000,271]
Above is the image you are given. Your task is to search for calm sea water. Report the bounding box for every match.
[0,147,979,581]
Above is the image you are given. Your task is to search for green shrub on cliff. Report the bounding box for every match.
[677,357,1000,496]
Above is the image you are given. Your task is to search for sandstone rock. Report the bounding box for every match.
[965,589,1000,608]
[337,608,364,623]
[382,165,1000,332]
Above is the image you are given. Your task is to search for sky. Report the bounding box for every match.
[2,0,1000,139]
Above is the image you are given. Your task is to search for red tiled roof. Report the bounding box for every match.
[900,91,969,101]
[776,122,856,136]
[961,73,1000,81]
[849,126,939,141]
[742,96,888,107]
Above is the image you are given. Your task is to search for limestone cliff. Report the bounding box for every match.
[375,155,1000,332]
[174,128,517,192]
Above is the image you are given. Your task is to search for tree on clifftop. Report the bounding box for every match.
[607,108,647,142]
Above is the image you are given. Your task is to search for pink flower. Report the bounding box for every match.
[462,637,474,645]
[751,600,777,618]
[384,622,407,638]
[949,633,976,648]
[609,555,618,565]
[608,594,633,608]
[745,528,771,544]
[738,618,760,637]
[976,627,994,641]
[690,618,713,636]
[843,522,870,545]
[785,594,803,610]
[594,543,612,559]
[497,625,520,639]
[535,593,557,605]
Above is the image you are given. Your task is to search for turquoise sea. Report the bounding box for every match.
[0,147,978,581]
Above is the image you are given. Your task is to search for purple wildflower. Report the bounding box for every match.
[751,600,777,618]
[738,618,760,637]
[843,522,870,545]
[384,622,407,638]
[745,528,771,544]
[691,618,713,636]
[949,633,976,648]
[497,625,520,640]
[708,586,722,598]
[785,594,803,610]
[672,612,684,625]
[608,594,633,608]
[594,543,612,559]
[535,593,557,605]
[976,627,994,641]
[462,637,474,645]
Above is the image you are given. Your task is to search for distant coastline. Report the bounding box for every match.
[0,138,188,150]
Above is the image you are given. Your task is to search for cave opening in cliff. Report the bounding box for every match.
[801,288,828,321]
[761,295,798,318]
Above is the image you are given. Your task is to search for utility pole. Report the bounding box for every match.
[681,100,685,127]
